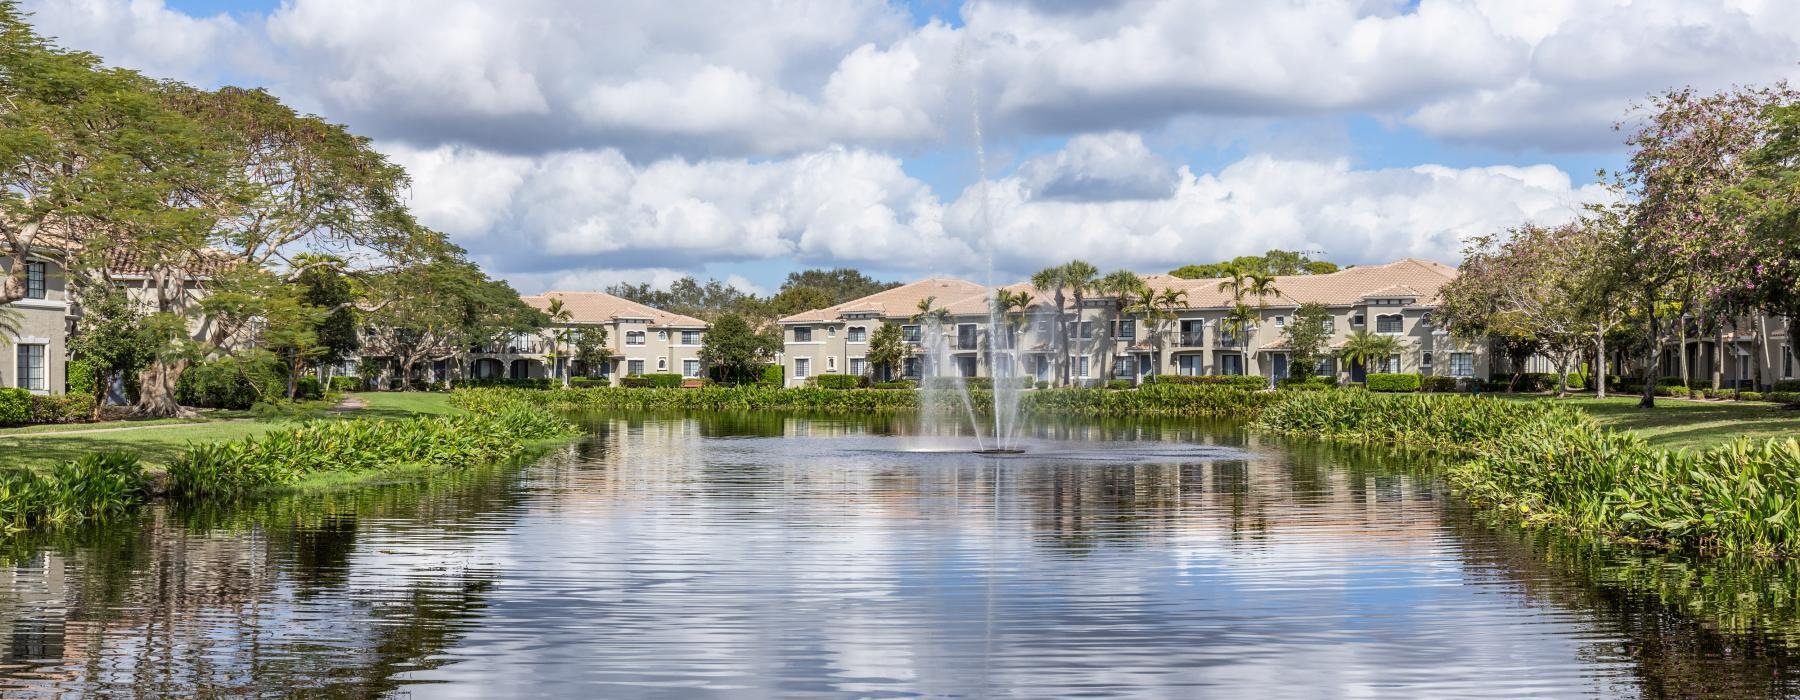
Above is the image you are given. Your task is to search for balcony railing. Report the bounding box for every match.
[955,336,980,351]
[1178,332,1206,347]
[1215,332,1242,348]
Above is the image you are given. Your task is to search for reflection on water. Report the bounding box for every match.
[0,412,1797,697]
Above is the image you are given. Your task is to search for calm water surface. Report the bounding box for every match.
[1,411,1798,698]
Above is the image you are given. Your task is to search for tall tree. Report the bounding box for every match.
[1283,302,1333,382]
[866,322,909,383]
[1170,249,1339,280]
[779,268,900,304]
[1061,260,1100,385]
[359,257,542,390]
[1029,265,1071,386]
[699,312,778,384]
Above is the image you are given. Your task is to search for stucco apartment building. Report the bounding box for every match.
[462,290,709,386]
[1,253,72,395]
[777,259,1490,387]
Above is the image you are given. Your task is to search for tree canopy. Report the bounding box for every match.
[1169,249,1339,279]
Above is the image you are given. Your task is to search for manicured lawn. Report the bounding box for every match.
[0,392,458,471]
[1498,394,1800,452]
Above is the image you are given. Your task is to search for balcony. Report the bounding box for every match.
[1178,332,1206,347]
[955,336,980,351]
[1215,332,1242,348]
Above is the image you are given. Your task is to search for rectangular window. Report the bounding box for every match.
[1384,354,1401,373]
[902,325,921,343]
[1036,319,1050,336]
[849,357,867,376]
[15,344,45,391]
[1352,314,1365,326]
[1076,356,1090,378]
[794,357,810,379]
[957,324,977,349]
[1450,353,1474,378]
[827,326,836,337]
[1112,319,1136,339]
[1273,316,1285,327]
[626,331,645,346]
[1786,345,1795,379]
[1321,318,1335,334]
[627,359,644,375]
[683,359,701,378]
[902,357,920,378]
[25,262,45,299]
[1177,355,1203,376]
[1376,315,1403,334]
[1422,352,1433,368]
[681,331,702,345]
[848,326,866,342]
[1218,354,1243,376]
[1111,356,1136,378]
[1316,357,1335,376]
[793,326,812,342]
[1070,321,1093,339]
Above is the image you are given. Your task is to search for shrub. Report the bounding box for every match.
[571,377,610,388]
[761,364,784,387]
[1419,375,1457,393]
[1142,374,1267,390]
[295,375,325,401]
[1690,389,1705,400]
[1255,390,1588,453]
[0,453,145,532]
[28,394,95,424]
[814,373,868,390]
[465,377,552,390]
[620,373,683,389]
[1767,392,1800,405]
[177,356,287,409]
[1774,380,1800,393]
[1034,381,1050,390]
[0,388,29,425]
[1742,391,1764,402]
[1278,375,1336,391]
[1366,373,1421,392]
[872,380,915,390]
[328,376,362,392]
[1105,379,1132,390]
[166,405,579,497]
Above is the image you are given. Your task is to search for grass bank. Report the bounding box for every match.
[450,384,1287,418]
[0,392,577,533]
[0,392,459,472]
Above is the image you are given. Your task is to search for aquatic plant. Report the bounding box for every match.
[0,453,146,532]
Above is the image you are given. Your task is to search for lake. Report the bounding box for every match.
[0,411,1796,697]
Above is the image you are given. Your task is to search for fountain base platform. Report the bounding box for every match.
[972,448,1026,455]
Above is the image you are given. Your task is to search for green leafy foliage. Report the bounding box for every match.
[0,388,29,425]
[1141,374,1267,390]
[813,373,868,389]
[166,405,578,497]
[28,394,96,424]
[329,376,361,392]
[176,355,287,409]
[620,373,684,388]
[1366,373,1421,392]
[1254,390,1589,453]
[0,453,144,533]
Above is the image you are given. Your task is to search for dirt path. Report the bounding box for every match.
[4,419,250,438]
[329,396,370,413]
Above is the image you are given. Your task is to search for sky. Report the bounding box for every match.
[21,0,1800,295]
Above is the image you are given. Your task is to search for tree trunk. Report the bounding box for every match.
[1641,297,1659,408]
[1677,315,1690,389]
[136,358,195,417]
[400,359,416,391]
[89,370,108,422]
[1553,353,1570,399]
[1595,325,1608,399]
[287,351,300,400]
[1712,325,1725,391]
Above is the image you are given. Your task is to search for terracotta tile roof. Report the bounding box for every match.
[779,277,990,324]
[525,291,707,328]
[1150,258,1457,309]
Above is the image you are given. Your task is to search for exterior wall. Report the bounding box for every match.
[1,255,71,395]
[778,295,1491,388]
[465,320,708,387]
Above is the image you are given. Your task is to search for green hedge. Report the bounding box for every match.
[872,380,915,390]
[28,394,95,424]
[761,364,784,387]
[0,388,29,425]
[813,373,868,389]
[465,377,552,390]
[620,373,684,388]
[452,384,1287,419]
[295,376,324,401]
[329,376,362,392]
[1775,380,1800,393]
[1142,374,1268,390]
[65,360,96,397]
[1419,375,1457,393]
[1366,373,1421,392]
[167,405,579,497]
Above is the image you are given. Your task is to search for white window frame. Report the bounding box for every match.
[794,357,811,379]
[680,330,702,346]
[656,357,667,371]
[827,356,837,371]
[682,359,701,378]
[794,326,813,343]
[626,331,646,346]
[847,326,866,343]
[1177,354,1203,376]
[849,357,867,376]
[1076,356,1090,379]
[14,343,47,393]
[627,359,645,376]
[1450,352,1475,378]
[1375,314,1404,335]
[24,261,46,299]
[1273,316,1285,327]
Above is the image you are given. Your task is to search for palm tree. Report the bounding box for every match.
[988,288,1033,379]
[1127,286,1186,380]
[544,297,573,388]
[1097,269,1146,381]
[1061,260,1100,385]
[1339,330,1405,380]
[0,306,21,345]
[1029,266,1070,386]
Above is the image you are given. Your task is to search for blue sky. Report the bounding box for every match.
[32,0,1796,293]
